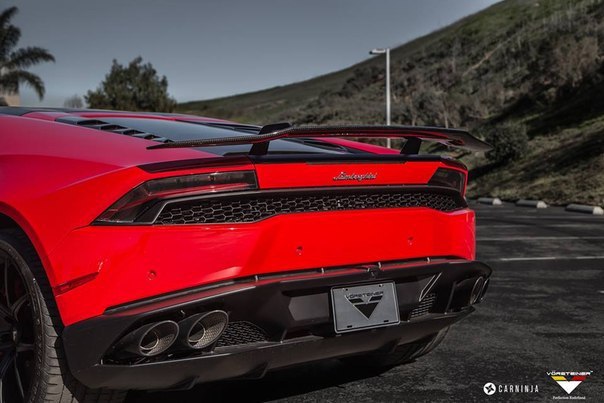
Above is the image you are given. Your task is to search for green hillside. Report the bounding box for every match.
[177,0,604,206]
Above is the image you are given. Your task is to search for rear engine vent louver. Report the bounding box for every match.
[58,118,171,143]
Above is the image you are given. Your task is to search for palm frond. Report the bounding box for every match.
[0,25,21,61]
[0,7,18,29]
[0,70,45,99]
[5,47,54,69]
[0,7,54,100]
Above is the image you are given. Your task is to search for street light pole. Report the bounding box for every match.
[386,49,391,128]
[369,48,391,148]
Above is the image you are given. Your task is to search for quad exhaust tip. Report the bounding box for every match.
[115,320,179,357]
[178,310,229,350]
[478,278,489,302]
[470,277,486,305]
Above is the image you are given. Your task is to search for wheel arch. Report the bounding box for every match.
[0,204,55,286]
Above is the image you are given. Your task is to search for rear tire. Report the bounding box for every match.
[341,327,449,368]
[0,230,126,402]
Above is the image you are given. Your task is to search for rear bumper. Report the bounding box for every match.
[52,207,476,326]
[73,312,471,390]
[62,259,491,390]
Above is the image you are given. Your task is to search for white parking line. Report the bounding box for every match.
[478,215,603,219]
[478,224,601,228]
[478,236,604,241]
[495,256,604,261]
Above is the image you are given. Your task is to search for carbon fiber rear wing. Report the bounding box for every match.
[147,123,492,155]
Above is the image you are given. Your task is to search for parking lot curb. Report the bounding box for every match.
[477,197,502,206]
[566,204,604,215]
[516,199,548,208]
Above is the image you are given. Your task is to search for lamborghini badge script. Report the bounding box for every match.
[333,172,378,181]
[346,291,384,319]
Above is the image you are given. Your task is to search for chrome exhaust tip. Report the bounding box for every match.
[115,320,179,357]
[179,310,229,350]
[470,277,486,305]
[478,278,489,302]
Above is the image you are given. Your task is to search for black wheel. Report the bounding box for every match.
[341,327,449,368]
[0,230,126,403]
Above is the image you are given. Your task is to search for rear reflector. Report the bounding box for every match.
[53,272,99,295]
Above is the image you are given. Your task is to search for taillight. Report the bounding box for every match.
[428,168,466,195]
[95,170,257,224]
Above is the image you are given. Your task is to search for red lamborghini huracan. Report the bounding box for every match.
[0,107,492,402]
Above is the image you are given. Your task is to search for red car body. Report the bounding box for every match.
[0,107,491,391]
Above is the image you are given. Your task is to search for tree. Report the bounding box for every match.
[85,57,177,112]
[64,94,84,108]
[482,122,528,164]
[395,69,425,126]
[0,6,55,100]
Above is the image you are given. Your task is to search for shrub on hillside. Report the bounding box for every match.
[483,122,528,163]
[86,57,176,112]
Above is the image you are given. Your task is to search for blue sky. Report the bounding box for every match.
[10,0,500,106]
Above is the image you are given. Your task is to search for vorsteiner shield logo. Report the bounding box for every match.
[345,291,384,319]
[333,172,377,182]
[548,371,592,395]
[332,283,398,333]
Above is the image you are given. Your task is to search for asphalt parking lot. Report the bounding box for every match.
[129,202,604,402]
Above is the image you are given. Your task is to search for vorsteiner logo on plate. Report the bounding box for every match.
[345,290,384,319]
[333,172,377,182]
[548,370,592,396]
[331,282,399,333]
